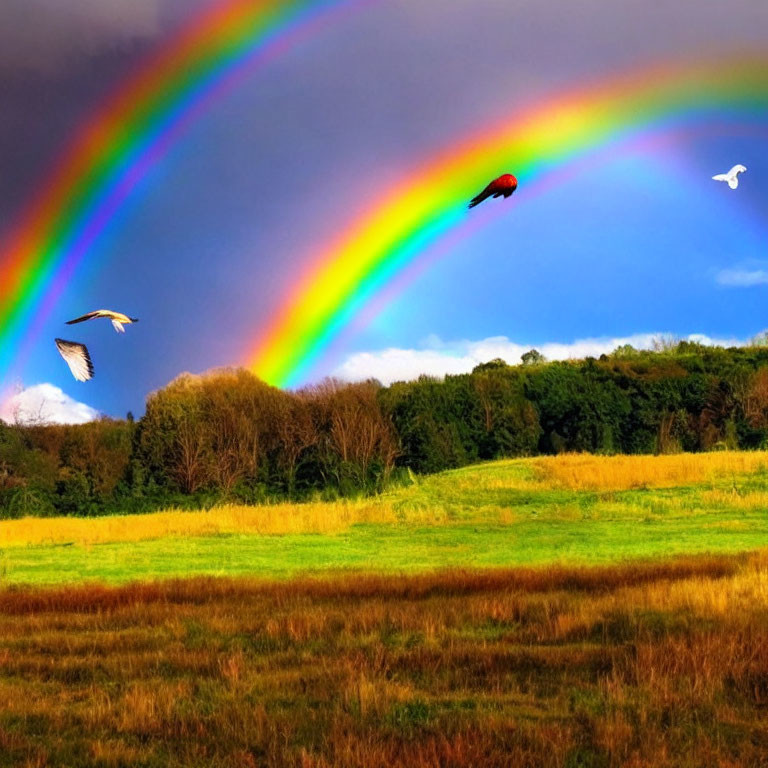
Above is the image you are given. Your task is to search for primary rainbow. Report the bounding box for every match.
[0,0,369,384]
[248,54,768,388]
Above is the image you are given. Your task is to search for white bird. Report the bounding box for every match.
[66,309,139,334]
[712,164,747,190]
[55,339,94,382]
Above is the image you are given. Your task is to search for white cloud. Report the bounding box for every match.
[334,332,749,385]
[716,268,768,287]
[0,384,99,426]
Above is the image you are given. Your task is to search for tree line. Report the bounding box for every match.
[5,340,768,517]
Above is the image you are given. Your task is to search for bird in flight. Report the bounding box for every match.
[66,309,139,334]
[468,173,518,209]
[55,339,94,382]
[712,164,747,190]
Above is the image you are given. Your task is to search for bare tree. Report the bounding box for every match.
[742,367,768,430]
[202,371,262,496]
[275,395,317,496]
[173,413,209,494]
[314,380,399,486]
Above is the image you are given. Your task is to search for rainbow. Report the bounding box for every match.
[0,0,370,385]
[248,55,768,388]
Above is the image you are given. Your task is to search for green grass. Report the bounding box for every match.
[3,517,767,586]
[4,456,768,585]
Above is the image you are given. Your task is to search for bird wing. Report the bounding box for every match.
[729,164,746,176]
[66,310,103,325]
[712,173,729,182]
[55,339,94,382]
[111,319,125,333]
[66,309,133,325]
[468,181,495,209]
[728,177,740,190]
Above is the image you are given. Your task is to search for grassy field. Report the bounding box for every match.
[2,452,768,585]
[2,452,768,766]
[0,555,767,767]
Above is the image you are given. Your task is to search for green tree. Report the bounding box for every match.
[521,349,545,366]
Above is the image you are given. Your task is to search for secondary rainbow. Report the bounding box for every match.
[248,55,768,387]
[0,0,370,384]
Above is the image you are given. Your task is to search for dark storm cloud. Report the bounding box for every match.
[0,0,160,72]
[0,0,210,241]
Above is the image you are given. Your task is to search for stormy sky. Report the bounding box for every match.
[1,0,767,421]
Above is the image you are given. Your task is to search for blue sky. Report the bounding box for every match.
[0,0,767,421]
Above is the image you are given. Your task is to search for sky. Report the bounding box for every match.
[1,0,767,422]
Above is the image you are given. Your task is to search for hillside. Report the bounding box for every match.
[3,451,768,585]
[7,342,768,519]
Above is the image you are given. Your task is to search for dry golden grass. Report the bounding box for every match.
[421,451,768,495]
[0,554,766,767]
[0,500,399,548]
[529,450,768,491]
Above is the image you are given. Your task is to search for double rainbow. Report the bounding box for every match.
[1,6,766,396]
[248,55,768,387]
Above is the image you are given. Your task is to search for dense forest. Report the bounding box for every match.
[4,340,768,518]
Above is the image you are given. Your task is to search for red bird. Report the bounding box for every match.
[468,173,518,209]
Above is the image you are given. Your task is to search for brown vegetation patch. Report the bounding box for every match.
[0,553,766,767]
[0,555,740,615]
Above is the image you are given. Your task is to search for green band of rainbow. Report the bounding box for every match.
[247,55,768,387]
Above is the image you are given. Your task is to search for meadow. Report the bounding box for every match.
[2,452,768,767]
[0,555,767,767]
[2,452,768,585]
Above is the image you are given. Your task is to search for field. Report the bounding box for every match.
[2,452,768,767]
[1,556,768,767]
[2,452,768,584]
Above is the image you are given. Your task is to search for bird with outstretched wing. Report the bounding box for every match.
[712,164,747,190]
[66,309,139,334]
